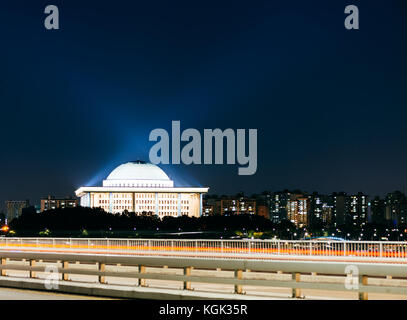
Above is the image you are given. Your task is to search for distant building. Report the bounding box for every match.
[370,196,386,224]
[257,204,270,219]
[330,192,368,228]
[321,203,333,226]
[219,197,256,215]
[202,198,215,215]
[40,195,79,212]
[385,191,407,225]
[308,192,323,227]
[347,192,368,228]
[306,193,333,228]
[203,197,217,215]
[203,195,264,216]
[5,200,29,222]
[331,192,347,227]
[253,193,271,219]
[269,191,289,222]
[287,193,309,227]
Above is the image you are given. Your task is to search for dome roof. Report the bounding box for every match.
[106,161,170,181]
[103,161,173,188]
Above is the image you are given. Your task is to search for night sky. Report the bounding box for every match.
[0,0,406,208]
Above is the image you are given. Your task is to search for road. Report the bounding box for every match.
[0,286,111,300]
[1,260,406,300]
[1,238,407,263]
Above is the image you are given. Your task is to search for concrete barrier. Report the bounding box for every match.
[0,250,406,300]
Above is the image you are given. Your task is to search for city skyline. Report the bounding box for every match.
[5,181,407,228]
[4,179,407,210]
[3,156,406,241]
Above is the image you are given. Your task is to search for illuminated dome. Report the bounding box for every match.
[102,161,174,188]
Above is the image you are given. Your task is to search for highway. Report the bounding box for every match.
[0,238,406,300]
[0,237,407,263]
[0,286,110,300]
[0,259,406,300]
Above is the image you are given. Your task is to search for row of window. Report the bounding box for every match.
[98,199,189,205]
[99,205,190,212]
[110,183,169,187]
[96,193,188,199]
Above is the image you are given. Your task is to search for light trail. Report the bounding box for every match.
[0,238,406,263]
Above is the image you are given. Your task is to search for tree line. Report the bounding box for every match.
[9,206,286,236]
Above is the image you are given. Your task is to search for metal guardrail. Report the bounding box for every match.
[0,238,406,260]
[0,251,406,299]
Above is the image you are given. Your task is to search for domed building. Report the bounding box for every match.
[75,161,209,218]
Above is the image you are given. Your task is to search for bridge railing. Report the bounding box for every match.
[0,250,407,299]
[0,237,406,260]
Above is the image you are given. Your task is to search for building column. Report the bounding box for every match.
[82,192,91,207]
[155,193,159,216]
[199,193,203,217]
[109,192,113,213]
[177,193,181,217]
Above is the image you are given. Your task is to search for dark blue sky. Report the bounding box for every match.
[0,0,406,208]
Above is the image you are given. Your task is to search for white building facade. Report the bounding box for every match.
[75,161,209,218]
